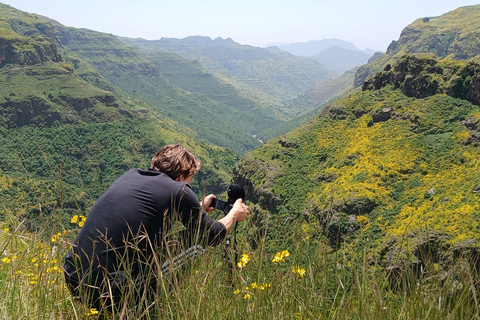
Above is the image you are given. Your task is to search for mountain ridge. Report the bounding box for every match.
[277,38,377,56]
[354,4,480,87]
[120,35,337,114]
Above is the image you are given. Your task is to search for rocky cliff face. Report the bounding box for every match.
[232,157,283,213]
[362,54,480,106]
[0,35,61,65]
[0,91,121,128]
[386,19,480,61]
[0,7,63,66]
[55,27,160,77]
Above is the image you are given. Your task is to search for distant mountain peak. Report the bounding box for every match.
[158,35,239,47]
[277,38,379,57]
[278,38,359,56]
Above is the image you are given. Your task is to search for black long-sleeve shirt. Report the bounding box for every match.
[64,168,226,292]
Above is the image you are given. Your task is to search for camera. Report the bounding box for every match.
[210,184,245,215]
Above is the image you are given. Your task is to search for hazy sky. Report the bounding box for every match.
[2,0,479,51]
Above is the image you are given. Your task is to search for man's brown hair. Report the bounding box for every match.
[150,144,201,180]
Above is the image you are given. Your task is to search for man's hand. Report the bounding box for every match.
[230,198,250,222]
[216,198,250,234]
[201,194,216,213]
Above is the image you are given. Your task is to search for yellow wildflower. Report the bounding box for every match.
[85,308,99,316]
[272,250,290,263]
[78,221,85,227]
[3,228,9,232]
[237,253,250,269]
[251,282,257,289]
[2,257,12,264]
[51,232,62,243]
[292,266,306,278]
[243,293,251,300]
[260,283,271,290]
[233,289,241,295]
[70,215,79,224]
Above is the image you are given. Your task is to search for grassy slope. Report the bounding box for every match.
[144,50,285,126]
[235,83,480,256]
[3,211,480,319]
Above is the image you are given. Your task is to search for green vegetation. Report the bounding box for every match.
[120,36,336,113]
[235,5,480,269]
[55,26,281,154]
[2,212,480,319]
[0,3,239,233]
[3,2,480,318]
[258,68,358,141]
[234,85,480,270]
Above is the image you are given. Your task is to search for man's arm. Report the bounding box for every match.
[202,195,250,234]
[177,186,227,246]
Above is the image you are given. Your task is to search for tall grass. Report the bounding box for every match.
[1,215,479,319]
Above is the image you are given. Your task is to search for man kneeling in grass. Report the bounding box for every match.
[63,144,250,312]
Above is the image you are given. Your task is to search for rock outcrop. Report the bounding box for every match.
[0,36,61,66]
[362,54,480,106]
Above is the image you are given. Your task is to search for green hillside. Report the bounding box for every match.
[140,50,285,138]
[310,46,371,74]
[257,68,357,141]
[0,3,238,230]
[120,36,337,114]
[234,53,480,269]
[48,25,275,154]
[354,4,480,87]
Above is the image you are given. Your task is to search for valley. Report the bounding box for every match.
[1,2,480,318]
